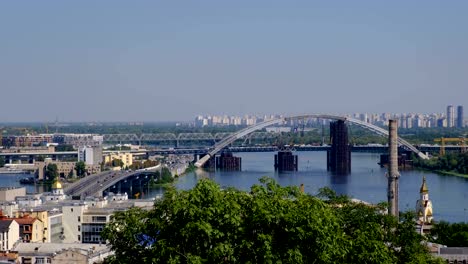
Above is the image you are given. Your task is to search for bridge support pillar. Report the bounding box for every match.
[327,120,351,175]
[215,152,241,171]
[202,156,216,170]
[274,151,298,171]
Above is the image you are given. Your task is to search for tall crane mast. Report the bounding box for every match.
[433,137,467,156]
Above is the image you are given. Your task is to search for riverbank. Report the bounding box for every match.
[413,167,468,179]
[435,170,468,179]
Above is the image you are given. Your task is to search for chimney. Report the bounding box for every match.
[388,119,400,218]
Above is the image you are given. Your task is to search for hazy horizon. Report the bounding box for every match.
[1,1,467,122]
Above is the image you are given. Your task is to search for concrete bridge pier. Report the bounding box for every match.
[215,152,241,171]
[274,151,298,171]
[327,120,351,175]
[202,156,216,169]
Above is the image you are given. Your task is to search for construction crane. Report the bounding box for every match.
[433,137,467,156]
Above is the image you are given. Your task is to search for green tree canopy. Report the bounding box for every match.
[111,159,124,168]
[45,163,58,181]
[430,221,468,247]
[102,178,443,264]
[75,161,86,177]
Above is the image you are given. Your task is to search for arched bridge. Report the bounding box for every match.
[195,114,429,168]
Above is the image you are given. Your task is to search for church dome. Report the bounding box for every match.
[52,178,62,189]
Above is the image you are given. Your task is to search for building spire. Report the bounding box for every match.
[420,176,428,193]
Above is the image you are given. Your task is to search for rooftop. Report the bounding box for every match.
[0,187,25,191]
[0,220,14,232]
[13,242,109,255]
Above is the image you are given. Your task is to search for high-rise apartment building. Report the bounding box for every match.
[447,105,455,127]
[78,146,103,166]
[457,105,464,128]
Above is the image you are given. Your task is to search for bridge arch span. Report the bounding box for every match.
[194,114,429,168]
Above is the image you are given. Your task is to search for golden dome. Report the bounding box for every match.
[52,178,62,189]
[420,176,428,193]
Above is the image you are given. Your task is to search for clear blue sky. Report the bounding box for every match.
[1,1,467,122]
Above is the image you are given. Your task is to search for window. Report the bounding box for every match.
[71,208,73,212]
[78,225,80,232]
[78,235,81,241]
[91,216,107,222]
[78,216,81,222]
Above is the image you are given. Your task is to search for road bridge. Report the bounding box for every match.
[0,150,147,164]
[64,165,160,198]
[195,114,430,168]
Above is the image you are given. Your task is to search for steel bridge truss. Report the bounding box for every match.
[103,131,282,145]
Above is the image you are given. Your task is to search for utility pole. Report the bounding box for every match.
[388,119,400,218]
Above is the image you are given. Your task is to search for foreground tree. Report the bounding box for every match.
[102,178,444,264]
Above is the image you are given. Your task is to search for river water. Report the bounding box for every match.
[149,152,468,223]
[2,152,467,223]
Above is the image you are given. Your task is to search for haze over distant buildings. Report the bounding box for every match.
[1,1,468,122]
[195,105,465,129]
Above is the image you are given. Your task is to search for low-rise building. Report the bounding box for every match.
[13,215,44,243]
[0,188,26,202]
[13,242,112,264]
[0,251,19,263]
[35,160,100,180]
[41,178,67,202]
[104,152,133,168]
[0,220,19,251]
[0,182,153,246]
[53,134,103,147]
[1,135,53,147]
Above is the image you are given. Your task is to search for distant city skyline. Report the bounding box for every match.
[1,1,468,122]
[194,105,465,128]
